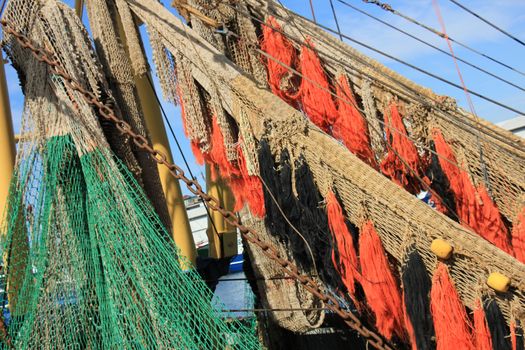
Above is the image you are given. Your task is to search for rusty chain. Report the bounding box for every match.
[0,19,395,350]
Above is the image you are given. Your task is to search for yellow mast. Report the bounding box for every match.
[205,164,238,259]
[1,56,28,315]
[115,19,197,266]
[0,58,15,223]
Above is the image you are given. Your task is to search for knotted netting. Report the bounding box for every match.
[0,0,260,348]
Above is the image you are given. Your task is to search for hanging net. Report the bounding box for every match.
[0,0,260,348]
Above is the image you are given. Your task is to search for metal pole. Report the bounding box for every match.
[205,164,238,259]
[114,18,196,266]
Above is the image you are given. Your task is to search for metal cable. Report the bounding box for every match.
[355,0,525,77]
[448,0,525,47]
[309,0,317,23]
[336,0,525,92]
[328,0,343,41]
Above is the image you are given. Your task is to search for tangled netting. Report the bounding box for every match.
[0,0,260,348]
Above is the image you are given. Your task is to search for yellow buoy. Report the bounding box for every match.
[487,272,510,293]
[430,238,454,260]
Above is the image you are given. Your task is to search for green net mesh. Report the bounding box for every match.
[0,134,261,349]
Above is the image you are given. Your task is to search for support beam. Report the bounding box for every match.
[114,16,196,266]
[205,164,238,259]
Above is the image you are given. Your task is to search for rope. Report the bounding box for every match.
[432,0,491,192]
[355,0,525,77]
[335,0,525,92]
[448,0,525,47]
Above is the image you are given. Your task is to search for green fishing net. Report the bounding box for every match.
[0,134,261,349]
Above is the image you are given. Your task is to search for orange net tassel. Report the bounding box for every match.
[191,141,205,165]
[261,16,298,104]
[473,300,493,350]
[474,185,513,255]
[207,115,240,180]
[380,103,422,194]
[326,191,359,299]
[333,75,376,167]
[430,263,475,350]
[432,129,513,254]
[512,208,525,263]
[359,221,405,340]
[296,39,338,132]
[236,146,265,217]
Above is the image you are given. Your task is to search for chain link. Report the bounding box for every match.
[0,19,394,350]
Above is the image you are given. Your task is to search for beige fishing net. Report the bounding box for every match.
[125,0,525,329]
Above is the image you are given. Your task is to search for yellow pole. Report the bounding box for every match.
[0,60,15,219]
[1,57,27,315]
[114,18,196,266]
[205,164,238,259]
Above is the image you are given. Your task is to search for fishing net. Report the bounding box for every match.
[0,0,260,348]
[125,0,525,331]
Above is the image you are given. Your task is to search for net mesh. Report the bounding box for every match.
[125,0,525,329]
[0,0,260,348]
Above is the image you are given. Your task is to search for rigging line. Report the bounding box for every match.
[269,4,525,116]
[144,74,223,242]
[225,2,518,167]
[328,0,343,41]
[355,0,525,77]
[448,0,525,47]
[259,176,320,277]
[336,0,525,93]
[432,0,491,192]
[309,0,317,23]
[0,0,6,18]
[227,3,525,148]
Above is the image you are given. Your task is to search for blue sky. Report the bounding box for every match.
[3,0,525,192]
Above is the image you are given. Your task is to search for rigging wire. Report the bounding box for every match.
[309,0,317,23]
[448,0,525,47]
[432,0,491,192]
[328,0,343,41]
[144,74,224,243]
[354,0,525,77]
[226,2,525,156]
[334,0,525,93]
